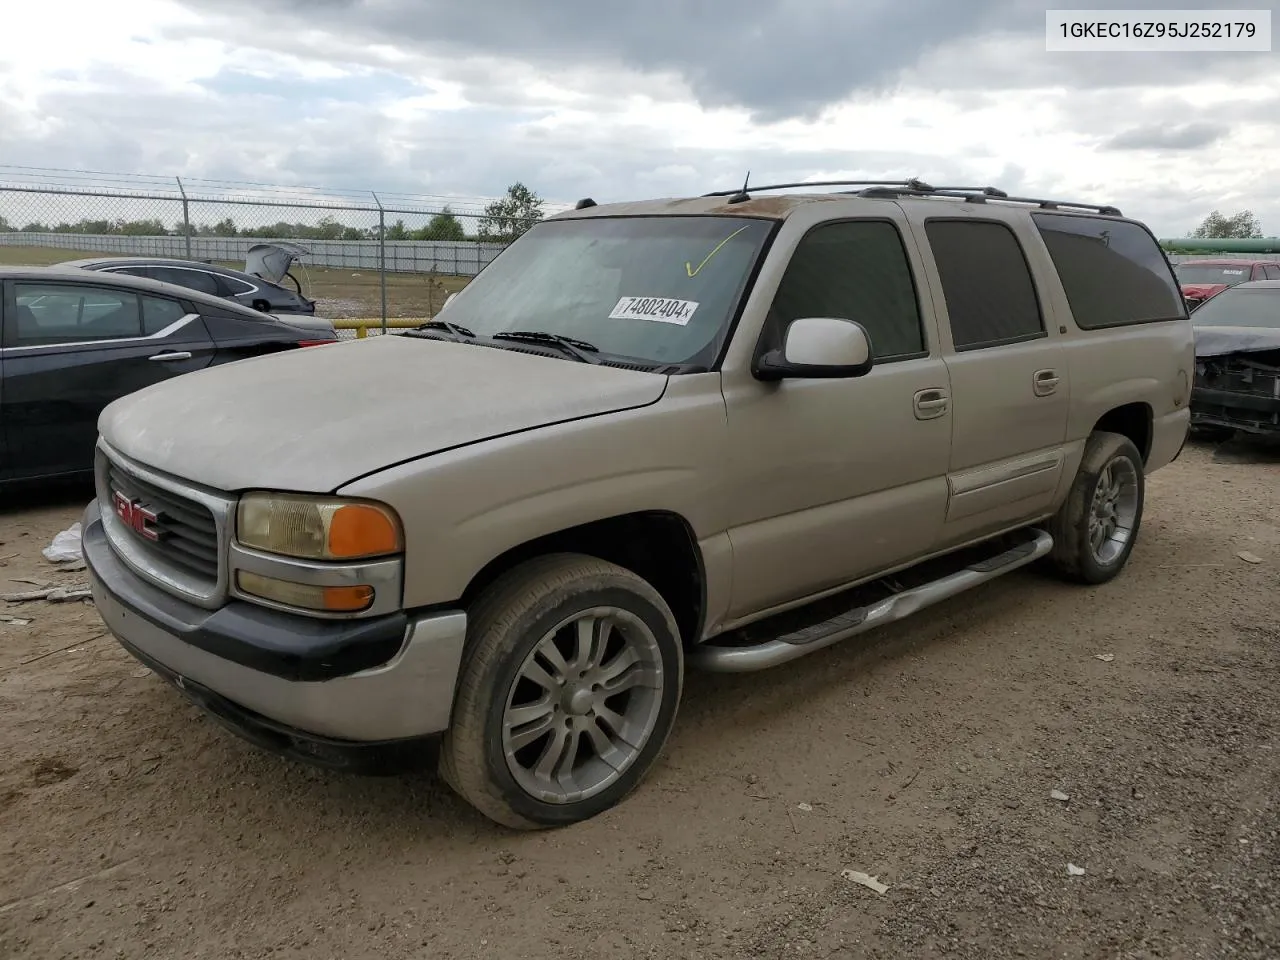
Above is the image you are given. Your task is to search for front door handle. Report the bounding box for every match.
[148,351,193,362]
[1033,369,1060,397]
[914,388,949,420]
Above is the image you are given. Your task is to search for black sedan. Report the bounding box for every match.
[60,255,316,316]
[0,266,338,485]
[1190,279,1280,440]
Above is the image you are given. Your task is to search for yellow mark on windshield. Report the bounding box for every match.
[685,226,749,278]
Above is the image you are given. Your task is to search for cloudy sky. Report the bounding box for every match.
[2,0,1277,236]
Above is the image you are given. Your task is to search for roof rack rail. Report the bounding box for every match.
[700,180,1122,216]
[854,184,1122,216]
[702,179,937,197]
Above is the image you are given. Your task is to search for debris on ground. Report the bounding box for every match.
[2,583,93,604]
[1066,864,1086,877]
[1237,551,1264,564]
[840,869,890,894]
[1094,653,1116,662]
[0,615,33,626]
[797,803,813,812]
[1050,790,1071,802]
[8,578,53,588]
[42,523,83,564]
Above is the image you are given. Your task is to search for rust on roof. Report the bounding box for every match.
[701,195,821,216]
[557,193,829,221]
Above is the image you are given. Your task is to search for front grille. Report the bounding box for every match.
[106,462,220,580]
[1193,356,1280,432]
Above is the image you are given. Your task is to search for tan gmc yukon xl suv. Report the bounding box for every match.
[84,180,1194,829]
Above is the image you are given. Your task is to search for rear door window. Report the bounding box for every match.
[1033,214,1185,328]
[924,219,1045,351]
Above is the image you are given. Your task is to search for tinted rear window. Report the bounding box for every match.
[1032,214,1185,329]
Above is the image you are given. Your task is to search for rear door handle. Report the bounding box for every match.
[148,351,193,362]
[914,388,949,420]
[1033,369,1060,396]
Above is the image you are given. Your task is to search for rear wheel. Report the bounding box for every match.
[1045,431,1145,585]
[440,554,684,829]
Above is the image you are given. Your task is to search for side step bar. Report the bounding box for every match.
[690,529,1054,673]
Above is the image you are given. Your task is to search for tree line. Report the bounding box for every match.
[0,182,547,244]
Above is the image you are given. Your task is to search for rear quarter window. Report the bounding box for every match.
[1032,213,1186,329]
[219,275,257,295]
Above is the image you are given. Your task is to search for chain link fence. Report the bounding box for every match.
[0,166,564,331]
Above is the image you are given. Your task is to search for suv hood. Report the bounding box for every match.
[99,336,669,492]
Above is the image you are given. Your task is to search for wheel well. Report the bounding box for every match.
[459,512,705,645]
[1093,402,1153,463]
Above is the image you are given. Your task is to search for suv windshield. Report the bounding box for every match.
[1190,286,1280,329]
[1175,263,1252,285]
[435,215,773,367]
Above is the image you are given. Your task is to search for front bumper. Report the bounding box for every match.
[84,501,468,751]
[1191,388,1280,436]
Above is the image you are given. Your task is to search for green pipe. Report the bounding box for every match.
[1161,237,1280,254]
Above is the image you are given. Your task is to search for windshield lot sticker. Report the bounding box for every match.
[1222,269,1245,275]
[609,297,699,325]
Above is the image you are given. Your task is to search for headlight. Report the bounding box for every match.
[236,492,402,560]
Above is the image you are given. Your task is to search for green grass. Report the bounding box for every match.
[0,245,473,319]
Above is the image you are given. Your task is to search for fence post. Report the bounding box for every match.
[175,177,192,259]
[372,191,387,334]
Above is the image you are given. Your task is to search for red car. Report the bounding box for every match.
[1174,258,1280,309]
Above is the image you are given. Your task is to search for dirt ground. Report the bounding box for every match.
[1,440,1278,960]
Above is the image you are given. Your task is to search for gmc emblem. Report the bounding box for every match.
[112,491,161,541]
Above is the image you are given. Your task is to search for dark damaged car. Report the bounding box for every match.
[1190,279,1280,439]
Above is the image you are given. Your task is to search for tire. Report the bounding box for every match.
[439,553,684,829]
[1045,431,1146,585]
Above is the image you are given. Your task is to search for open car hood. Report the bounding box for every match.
[1193,325,1280,358]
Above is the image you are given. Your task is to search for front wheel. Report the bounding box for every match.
[1045,431,1146,585]
[440,554,684,829]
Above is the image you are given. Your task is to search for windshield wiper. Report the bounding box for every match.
[409,319,476,340]
[491,330,602,364]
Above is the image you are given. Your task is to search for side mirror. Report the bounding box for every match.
[753,317,874,382]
